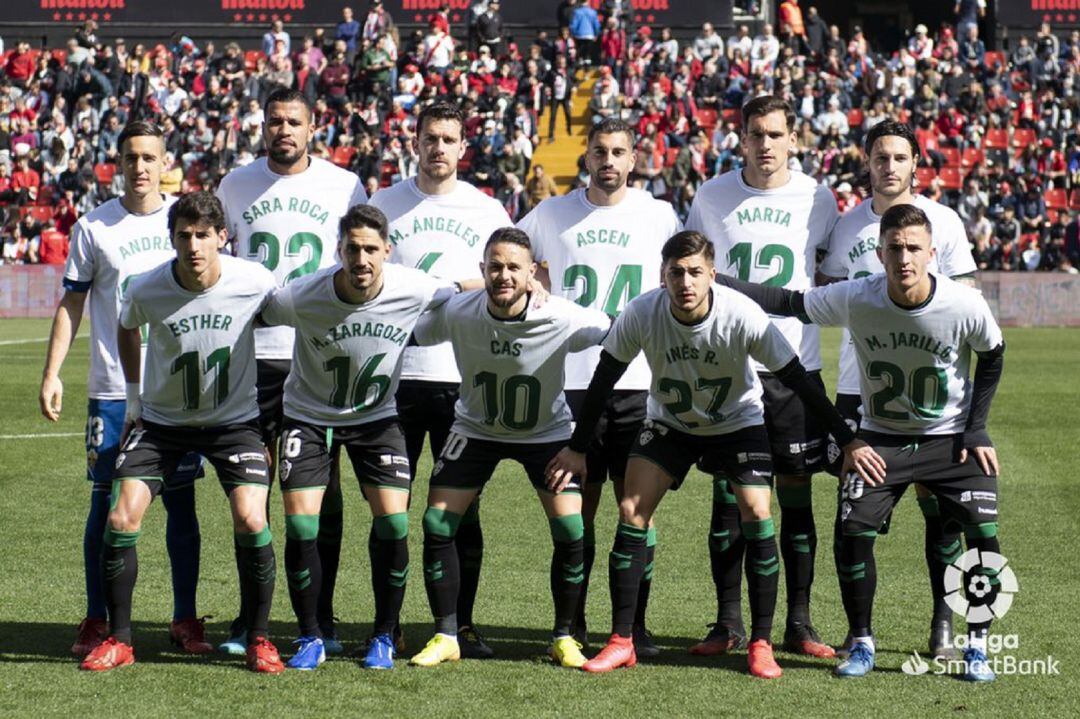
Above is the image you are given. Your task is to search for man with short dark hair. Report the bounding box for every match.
[40,121,206,661]
[216,88,368,655]
[519,117,680,655]
[81,191,282,674]
[547,230,879,677]
[686,95,841,659]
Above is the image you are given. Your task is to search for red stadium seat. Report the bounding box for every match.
[983,129,1009,149]
[478,186,495,197]
[1047,208,1060,224]
[665,147,680,167]
[1019,232,1038,249]
[721,108,741,127]
[938,166,962,190]
[1069,188,1080,210]
[331,145,357,168]
[50,49,67,65]
[941,147,961,168]
[1045,188,1068,211]
[93,163,117,184]
[1013,128,1036,148]
[244,50,265,73]
[915,166,937,188]
[985,50,1006,70]
[961,147,984,169]
[846,108,864,129]
[20,205,54,223]
[696,108,718,132]
[458,146,475,172]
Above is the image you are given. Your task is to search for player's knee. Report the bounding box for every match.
[422,507,462,538]
[234,511,267,535]
[617,497,648,527]
[107,509,141,534]
[740,502,772,522]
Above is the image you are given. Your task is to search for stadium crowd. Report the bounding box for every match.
[2,1,1080,273]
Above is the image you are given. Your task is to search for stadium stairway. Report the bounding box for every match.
[533,69,598,192]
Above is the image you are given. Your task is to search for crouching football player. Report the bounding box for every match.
[81,192,283,674]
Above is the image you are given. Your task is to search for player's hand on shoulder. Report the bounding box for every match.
[545,447,585,492]
[528,277,549,308]
[840,439,887,486]
[960,445,999,477]
[39,375,63,422]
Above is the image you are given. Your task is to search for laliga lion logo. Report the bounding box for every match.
[943,548,1018,623]
[901,650,930,676]
[279,460,292,481]
[639,430,654,446]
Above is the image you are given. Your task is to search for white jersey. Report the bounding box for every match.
[120,256,277,427]
[372,177,509,384]
[260,264,457,427]
[604,285,797,436]
[518,187,681,390]
[413,292,610,443]
[686,170,838,371]
[62,196,177,400]
[803,274,1003,436]
[216,156,368,360]
[820,195,979,395]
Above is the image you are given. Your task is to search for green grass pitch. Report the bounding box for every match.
[0,320,1075,716]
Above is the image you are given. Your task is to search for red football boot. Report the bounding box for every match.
[747,639,783,679]
[582,634,637,673]
[80,637,135,671]
[246,637,285,674]
[72,617,108,657]
[169,617,214,654]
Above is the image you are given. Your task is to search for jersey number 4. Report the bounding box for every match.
[249,231,323,283]
[563,264,641,316]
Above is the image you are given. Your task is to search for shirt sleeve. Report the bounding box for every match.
[817,222,849,278]
[119,280,147,330]
[415,268,458,311]
[936,212,978,277]
[801,281,851,327]
[811,184,841,252]
[259,285,296,327]
[515,206,544,262]
[62,220,95,291]
[741,297,798,371]
[349,175,369,207]
[964,290,1004,353]
[412,299,451,346]
[214,181,237,241]
[600,300,642,363]
[567,303,612,352]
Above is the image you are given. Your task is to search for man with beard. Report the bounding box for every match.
[517,117,680,655]
[369,102,509,659]
[408,228,611,670]
[216,88,367,655]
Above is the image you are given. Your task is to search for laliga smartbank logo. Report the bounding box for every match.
[900,550,1059,677]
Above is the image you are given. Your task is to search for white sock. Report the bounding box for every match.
[853,635,875,653]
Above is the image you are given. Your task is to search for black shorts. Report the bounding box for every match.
[565,389,647,485]
[838,431,999,536]
[628,420,774,491]
[824,392,863,477]
[759,370,829,475]
[396,380,459,471]
[279,416,411,493]
[114,420,270,495]
[256,359,291,447]
[430,432,581,493]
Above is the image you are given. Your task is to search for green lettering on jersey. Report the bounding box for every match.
[735,206,792,227]
[118,235,170,260]
[240,196,330,226]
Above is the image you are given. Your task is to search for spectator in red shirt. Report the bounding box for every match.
[11,154,41,205]
[600,17,626,75]
[37,220,68,265]
[4,41,35,89]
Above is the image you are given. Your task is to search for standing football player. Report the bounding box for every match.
[81,192,283,673]
[260,204,479,670]
[518,117,680,655]
[819,119,979,658]
[216,88,368,654]
[369,101,509,659]
[408,228,611,670]
[717,204,1006,681]
[685,95,840,658]
[40,120,207,659]
[546,231,882,677]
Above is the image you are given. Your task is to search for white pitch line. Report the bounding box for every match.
[0,335,87,346]
[0,432,83,439]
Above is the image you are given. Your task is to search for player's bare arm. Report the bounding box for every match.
[39,290,88,421]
